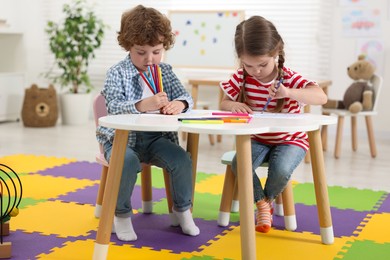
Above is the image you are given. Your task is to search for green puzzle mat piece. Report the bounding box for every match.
[293,183,386,211]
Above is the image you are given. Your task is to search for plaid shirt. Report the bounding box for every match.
[96,55,193,148]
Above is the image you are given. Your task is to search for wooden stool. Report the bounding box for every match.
[218,151,297,231]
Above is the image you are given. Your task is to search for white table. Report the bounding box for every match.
[93,110,337,260]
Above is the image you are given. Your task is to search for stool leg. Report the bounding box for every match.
[162,169,179,226]
[365,116,377,158]
[141,165,153,213]
[95,165,108,218]
[351,116,357,151]
[231,178,239,212]
[274,194,284,217]
[282,181,296,231]
[218,165,236,226]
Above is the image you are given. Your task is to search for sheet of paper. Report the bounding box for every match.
[252,112,307,119]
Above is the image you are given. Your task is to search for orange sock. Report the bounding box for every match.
[255,200,272,233]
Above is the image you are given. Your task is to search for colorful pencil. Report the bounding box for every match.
[181,120,224,124]
[139,64,165,94]
[178,116,251,121]
[139,72,156,94]
[261,78,283,113]
[212,112,250,117]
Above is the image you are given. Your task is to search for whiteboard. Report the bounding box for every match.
[165,10,245,69]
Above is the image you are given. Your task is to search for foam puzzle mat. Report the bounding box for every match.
[1,154,390,259]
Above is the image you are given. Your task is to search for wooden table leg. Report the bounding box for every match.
[236,135,256,260]
[186,133,200,204]
[307,129,334,245]
[93,129,129,260]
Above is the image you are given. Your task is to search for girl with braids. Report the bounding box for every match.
[219,16,327,233]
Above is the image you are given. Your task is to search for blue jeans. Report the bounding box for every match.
[231,140,306,202]
[103,132,193,218]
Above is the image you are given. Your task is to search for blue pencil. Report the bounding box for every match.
[261,79,283,113]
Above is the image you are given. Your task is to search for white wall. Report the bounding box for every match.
[1,0,389,136]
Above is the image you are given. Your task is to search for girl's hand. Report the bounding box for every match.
[269,80,287,99]
[230,102,253,114]
[160,100,185,115]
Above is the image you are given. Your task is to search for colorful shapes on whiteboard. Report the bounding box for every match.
[201,22,206,28]
[174,30,180,36]
[201,35,206,42]
[215,24,221,31]
[212,37,217,44]
[232,12,238,17]
[186,20,192,25]
[217,12,223,17]
[200,49,205,55]
[182,40,187,46]
[194,29,199,35]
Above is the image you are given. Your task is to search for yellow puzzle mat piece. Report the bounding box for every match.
[19,174,98,200]
[195,174,298,195]
[195,226,351,260]
[195,174,225,195]
[354,212,390,243]
[37,240,195,260]
[11,200,98,237]
[0,154,75,173]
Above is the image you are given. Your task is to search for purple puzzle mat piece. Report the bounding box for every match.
[272,204,369,237]
[377,193,390,213]
[55,185,168,211]
[108,213,231,253]
[37,161,102,181]
[6,230,68,260]
[53,183,100,205]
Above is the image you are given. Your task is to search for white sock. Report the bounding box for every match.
[173,208,200,236]
[113,216,137,241]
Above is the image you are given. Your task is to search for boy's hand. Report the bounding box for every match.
[160,100,185,115]
[136,92,168,112]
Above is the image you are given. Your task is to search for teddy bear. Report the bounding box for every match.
[323,54,375,114]
[21,84,58,127]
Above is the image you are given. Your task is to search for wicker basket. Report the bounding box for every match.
[21,84,58,127]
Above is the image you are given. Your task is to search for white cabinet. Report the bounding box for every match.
[0,72,24,121]
[0,31,24,122]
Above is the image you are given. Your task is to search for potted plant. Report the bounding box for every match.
[44,0,107,125]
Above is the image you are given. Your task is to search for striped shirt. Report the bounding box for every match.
[96,55,194,148]
[220,67,315,151]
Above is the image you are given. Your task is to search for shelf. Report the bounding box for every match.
[0,27,22,35]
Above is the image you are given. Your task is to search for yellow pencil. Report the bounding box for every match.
[158,66,164,92]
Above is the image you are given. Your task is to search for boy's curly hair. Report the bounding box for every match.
[117,5,175,51]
